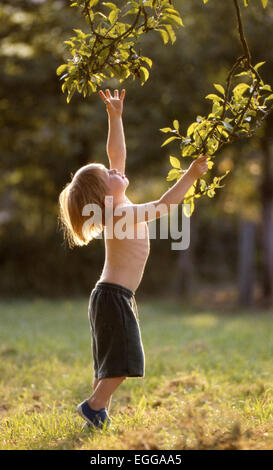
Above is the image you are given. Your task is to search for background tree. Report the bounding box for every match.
[0,0,272,307]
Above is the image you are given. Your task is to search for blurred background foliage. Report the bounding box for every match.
[0,0,272,308]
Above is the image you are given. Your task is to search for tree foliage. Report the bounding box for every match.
[57,0,273,216]
[57,0,183,102]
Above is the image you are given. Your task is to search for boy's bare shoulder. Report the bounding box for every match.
[104,195,134,228]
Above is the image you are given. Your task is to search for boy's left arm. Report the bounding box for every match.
[99,89,126,174]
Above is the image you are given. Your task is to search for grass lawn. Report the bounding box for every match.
[0,298,272,450]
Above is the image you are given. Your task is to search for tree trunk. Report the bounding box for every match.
[260,196,273,306]
[237,219,256,307]
[174,211,197,299]
[259,117,273,307]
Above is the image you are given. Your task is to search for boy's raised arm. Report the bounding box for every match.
[113,156,209,224]
[99,89,126,174]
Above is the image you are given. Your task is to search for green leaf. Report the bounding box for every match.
[235,71,250,78]
[163,14,183,27]
[173,120,179,131]
[161,136,180,147]
[103,2,118,9]
[170,156,181,169]
[73,28,88,39]
[124,8,139,16]
[139,67,149,85]
[183,199,195,217]
[166,168,181,181]
[187,122,198,137]
[141,56,152,68]
[64,40,74,48]
[212,102,223,117]
[61,82,67,93]
[205,94,224,102]
[216,125,229,139]
[199,179,208,191]
[66,84,77,103]
[213,83,225,96]
[261,0,268,8]
[156,28,169,44]
[108,9,119,25]
[254,61,266,71]
[260,84,272,92]
[163,8,181,18]
[233,83,250,95]
[163,25,176,44]
[160,127,173,133]
[88,81,96,93]
[182,144,196,157]
[190,198,195,216]
[56,64,68,76]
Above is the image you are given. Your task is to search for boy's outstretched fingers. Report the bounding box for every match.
[99,89,125,103]
[120,89,126,101]
[105,89,111,99]
[99,90,108,103]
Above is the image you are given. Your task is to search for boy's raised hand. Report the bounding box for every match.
[99,89,125,117]
[188,155,209,179]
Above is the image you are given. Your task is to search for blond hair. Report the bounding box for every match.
[58,163,108,247]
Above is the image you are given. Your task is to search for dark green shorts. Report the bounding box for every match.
[88,281,145,380]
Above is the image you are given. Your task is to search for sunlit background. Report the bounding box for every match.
[1,0,272,309]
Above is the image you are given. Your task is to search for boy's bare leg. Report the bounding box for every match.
[92,378,112,412]
[88,377,126,411]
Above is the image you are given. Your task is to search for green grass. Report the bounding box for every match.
[0,298,272,450]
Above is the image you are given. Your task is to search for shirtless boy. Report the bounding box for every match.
[58,89,208,430]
